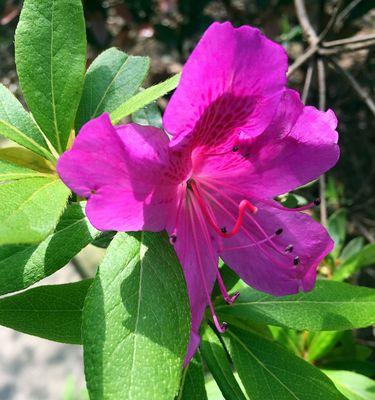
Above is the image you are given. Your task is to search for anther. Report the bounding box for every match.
[169,234,177,244]
[90,189,96,195]
[232,146,239,152]
[186,179,193,190]
[285,244,294,253]
[225,291,240,305]
[293,256,300,266]
[314,198,321,206]
[221,227,227,234]
[213,315,228,333]
[275,228,283,235]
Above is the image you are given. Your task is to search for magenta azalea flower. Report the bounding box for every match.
[57,22,339,363]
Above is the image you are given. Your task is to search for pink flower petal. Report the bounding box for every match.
[164,22,287,150]
[57,114,181,232]
[57,113,128,197]
[239,89,340,198]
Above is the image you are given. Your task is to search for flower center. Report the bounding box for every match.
[168,143,321,334]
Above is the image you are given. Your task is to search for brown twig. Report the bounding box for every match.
[354,220,375,243]
[294,0,330,226]
[294,0,318,44]
[301,61,314,104]
[317,58,328,226]
[287,46,317,77]
[335,0,364,28]
[319,40,375,55]
[318,0,343,42]
[328,58,375,116]
[323,33,375,47]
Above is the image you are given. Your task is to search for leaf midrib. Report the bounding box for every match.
[129,231,146,398]
[50,0,61,152]
[0,178,59,226]
[0,117,51,159]
[228,330,301,400]
[90,54,131,119]
[216,300,375,310]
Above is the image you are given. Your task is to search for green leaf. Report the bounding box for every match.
[306,331,343,362]
[216,280,375,331]
[0,147,55,173]
[340,237,364,261]
[200,325,247,400]
[15,0,86,153]
[328,210,347,258]
[225,327,345,400]
[76,48,149,130]
[0,177,70,245]
[333,243,375,281]
[322,361,375,378]
[132,102,162,128]
[110,73,181,124]
[0,159,51,182]
[0,280,91,344]
[0,203,100,296]
[269,326,303,356]
[322,370,375,400]
[178,353,208,400]
[205,378,226,400]
[83,232,190,400]
[0,84,53,161]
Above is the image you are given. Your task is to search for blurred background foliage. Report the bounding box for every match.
[0,0,374,398]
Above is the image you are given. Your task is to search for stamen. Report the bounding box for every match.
[189,194,228,334]
[270,198,322,212]
[213,317,227,333]
[190,180,257,239]
[200,183,295,265]
[285,244,294,253]
[169,187,186,244]
[221,227,227,233]
[221,230,281,252]
[203,144,240,157]
[275,228,283,235]
[216,266,240,304]
[293,256,300,266]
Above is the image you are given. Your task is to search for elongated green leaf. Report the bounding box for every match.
[132,102,162,128]
[15,0,86,152]
[0,203,100,296]
[217,280,375,331]
[76,48,149,130]
[0,84,53,161]
[0,159,51,182]
[178,353,208,400]
[340,237,364,261]
[328,210,347,258]
[206,378,226,400]
[0,147,55,173]
[200,325,247,400]
[306,331,343,362]
[269,326,302,356]
[225,327,345,400]
[323,370,375,400]
[110,73,181,124]
[333,243,375,281]
[0,280,92,344]
[83,232,190,400]
[0,177,70,245]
